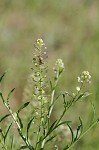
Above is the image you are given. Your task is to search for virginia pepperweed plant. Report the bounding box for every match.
[0,39,99,150]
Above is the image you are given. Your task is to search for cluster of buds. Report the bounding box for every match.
[54,59,64,79]
[36,38,45,48]
[78,71,91,84]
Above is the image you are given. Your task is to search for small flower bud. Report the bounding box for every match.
[76,86,80,91]
[54,59,64,75]
[36,38,45,47]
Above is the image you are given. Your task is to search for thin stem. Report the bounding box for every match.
[48,72,60,119]
[35,47,46,149]
[0,139,7,150]
[49,90,55,118]
[56,83,85,126]
[56,109,66,126]
[4,102,34,150]
[35,129,40,150]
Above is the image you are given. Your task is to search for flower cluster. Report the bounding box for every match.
[36,38,45,47]
[78,71,91,84]
[54,59,64,78]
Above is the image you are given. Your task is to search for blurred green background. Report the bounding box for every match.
[0,0,99,149]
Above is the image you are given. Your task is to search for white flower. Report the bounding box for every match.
[78,76,81,82]
[54,59,64,75]
[56,59,64,69]
[78,71,91,83]
[82,71,89,76]
[76,86,80,91]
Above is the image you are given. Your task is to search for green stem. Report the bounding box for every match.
[35,53,45,149]
[0,138,7,150]
[48,72,60,119]
[4,102,34,150]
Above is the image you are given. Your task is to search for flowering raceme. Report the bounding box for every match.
[78,71,91,83]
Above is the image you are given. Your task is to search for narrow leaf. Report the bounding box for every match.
[7,88,15,101]
[17,113,23,129]
[17,129,27,143]
[74,117,83,142]
[18,102,30,113]
[0,127,4,138]
[55,121,71,129]
[44,120,58,139]
[50,81,53,91]
[74,125,81,142]
[0,72,6,82]
[4,122,12,143]
[63,93,68,108]
[48,120,57,134]
[27,117,34,140]
[0,92,5,103]
[76,93,84,101]
[63,145,69,150]
[45,135,57,144]
[67,124,74,144]
[19,145,28,149]
[0,114,10,122]
[0,128,2,132]
[79,117,83,134]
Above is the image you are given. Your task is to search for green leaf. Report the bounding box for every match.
[74,125,81,142]
[55,121,71,129]
[0,127,4,138]
[45,135,57,144]
[43,120,57,140]
[17,129,26,142]
[0,92,5,103]
[0,127,2,132]
[67,124,74,144]
[4,122,12,143]
[27,117,34,140]
[74,117,83,142]
[55,93,62,101]
[0,72,6,82]
[17,102,30,113]
[7,88,15,101]
[19,145,28,149]
[63,145,69,150]
[0,114,10,122]
[36,134,42,146]
[50,81,53,91]
[74,117,83,141]
[76,93,84,101]
[17,113,23,129]
[79,117,83,134]
[47,120,57,136]
[63,93,68,108]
